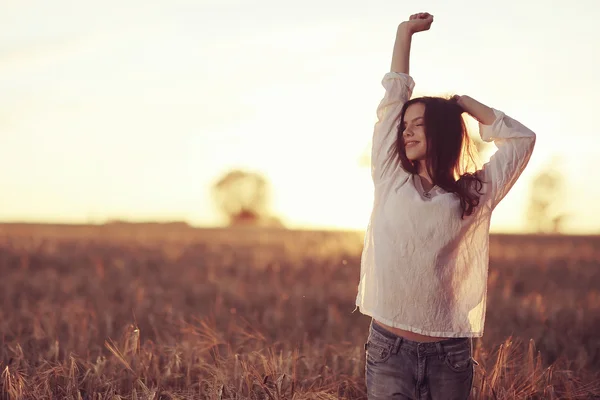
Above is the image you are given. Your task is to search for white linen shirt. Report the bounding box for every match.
[355,72,536,338]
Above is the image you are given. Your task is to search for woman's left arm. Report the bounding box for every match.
[457,95,537,210]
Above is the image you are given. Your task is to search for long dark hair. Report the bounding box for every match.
[388,96,486,219]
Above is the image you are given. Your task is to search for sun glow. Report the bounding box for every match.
[1,1,599,234]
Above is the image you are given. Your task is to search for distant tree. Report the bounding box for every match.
[211,169,284,227]
[526,155,568,234]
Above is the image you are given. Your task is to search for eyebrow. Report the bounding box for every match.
[401,116,424,126]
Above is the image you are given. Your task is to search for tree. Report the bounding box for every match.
[526,155,568,234]
[211,169,283,227]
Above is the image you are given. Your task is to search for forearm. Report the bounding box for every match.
[391,24,412,74]
[457,95,496,125]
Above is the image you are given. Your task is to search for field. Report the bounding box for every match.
[1,223,599,399]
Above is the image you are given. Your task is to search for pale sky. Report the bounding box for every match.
[1,0,599,233]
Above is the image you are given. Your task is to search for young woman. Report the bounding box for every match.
[355,12,536,400]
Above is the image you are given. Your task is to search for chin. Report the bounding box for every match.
[406,152,424,161]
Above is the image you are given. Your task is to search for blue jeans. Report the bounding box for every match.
[365,320,476,400]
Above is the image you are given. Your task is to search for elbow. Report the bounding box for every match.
[518,123,536,151]
[525,133,536,157]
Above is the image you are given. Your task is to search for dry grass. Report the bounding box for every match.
[0,223,599,399]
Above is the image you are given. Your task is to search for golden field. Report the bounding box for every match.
[0,223,599,399]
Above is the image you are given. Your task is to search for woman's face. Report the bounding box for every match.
[402,102,427,161]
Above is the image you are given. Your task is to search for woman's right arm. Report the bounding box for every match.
[371,13,433,183]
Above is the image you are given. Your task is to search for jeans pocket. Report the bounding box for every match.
[365,339,393,364]
[444,349,473,373]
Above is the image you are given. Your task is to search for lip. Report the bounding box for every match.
[405,141,419,148]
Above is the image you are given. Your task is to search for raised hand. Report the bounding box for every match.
[453,95,497,125]
[402,12,434,35]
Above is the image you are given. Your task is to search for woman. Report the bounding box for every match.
[355,12,536,400]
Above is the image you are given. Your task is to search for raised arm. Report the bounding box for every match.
[372,13,433,183]
[457,95,536,210]
[392,13,433,73]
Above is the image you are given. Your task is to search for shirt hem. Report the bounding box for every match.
[356,304,484,338]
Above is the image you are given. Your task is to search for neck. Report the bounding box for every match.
[417,160,433,185]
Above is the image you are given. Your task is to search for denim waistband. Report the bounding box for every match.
[369,320,472,357]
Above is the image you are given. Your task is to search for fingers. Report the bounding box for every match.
[407,12,434,26]
[409,12,433,21]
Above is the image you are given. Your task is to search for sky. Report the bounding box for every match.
[0,0,599,233]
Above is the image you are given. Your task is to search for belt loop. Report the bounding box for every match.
[435,342,444,360]
[392,337,403,355]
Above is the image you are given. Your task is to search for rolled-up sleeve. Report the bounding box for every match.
[477,109,536,210]
[371,72,415,183]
